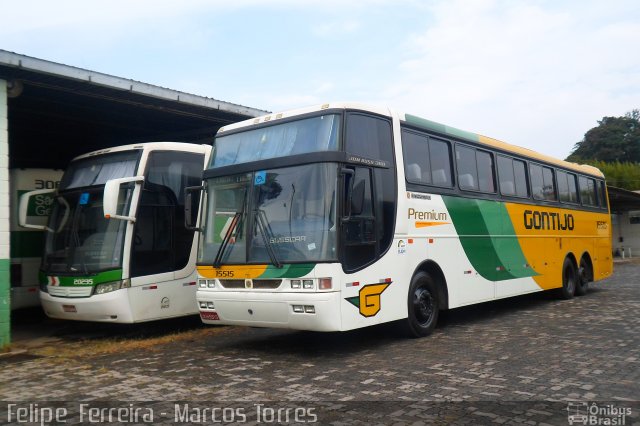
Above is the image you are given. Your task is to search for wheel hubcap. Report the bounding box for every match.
[565,268,575,292]
[413,287,434,326]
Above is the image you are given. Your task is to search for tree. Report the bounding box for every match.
[583,160,640,190]
[567,109,640,163]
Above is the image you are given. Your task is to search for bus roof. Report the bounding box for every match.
[217,102,604,179]
[71,142,210,162]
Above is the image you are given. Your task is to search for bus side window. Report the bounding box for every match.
[599,181,608,208]
[513,159,529,197]
[456,145,478,191]
[579,176,597,206]
[531,163,556,201]
[498,155,516,196]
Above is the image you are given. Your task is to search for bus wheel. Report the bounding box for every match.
[558,257,577,300]
[404,271,440,338]
[575,257,591,296]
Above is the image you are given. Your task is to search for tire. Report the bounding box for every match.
[402,271,440,338]
[575,257,591,296]
[558,257,577,300]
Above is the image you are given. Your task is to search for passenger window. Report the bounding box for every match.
[599,181,608,208]
[429,138,453,187]
[542,167,556,201]
[531,164,556,201]
[456,145,478,191]
[498,155,515,196]
[456,145,495,193]
[513,159,529,197]
[557,171,579,203]
[477,151,495,192]
[579,176,597,206]
[402,130,431,184]
[401,130,452,187]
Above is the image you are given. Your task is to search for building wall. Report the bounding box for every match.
[612,212,640,258]
[0,79,9,349]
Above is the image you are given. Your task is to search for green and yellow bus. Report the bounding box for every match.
[191,102,612,337]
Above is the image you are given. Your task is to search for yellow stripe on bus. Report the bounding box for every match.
[504,202,612,290]
[415,221,451,228]
[197,265,269,279]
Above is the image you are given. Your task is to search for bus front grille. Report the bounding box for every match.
[218,279,282,289]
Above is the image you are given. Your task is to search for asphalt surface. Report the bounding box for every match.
[1,262,638,425]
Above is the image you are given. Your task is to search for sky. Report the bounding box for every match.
[2,0,639,160]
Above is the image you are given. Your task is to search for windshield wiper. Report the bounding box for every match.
[254,208,283,269]
[213,195,246,268]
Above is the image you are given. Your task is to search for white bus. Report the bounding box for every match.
[191,103,612,337]
[9,169,63,309]
[19,142,211,323]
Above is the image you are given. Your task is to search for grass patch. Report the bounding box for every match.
[31,326,229,359]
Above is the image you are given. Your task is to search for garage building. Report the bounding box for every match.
[0,49,267,348]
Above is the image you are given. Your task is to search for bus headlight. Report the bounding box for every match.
[39,282,49,293]
[94,280,125,295]
[198,279,216,288]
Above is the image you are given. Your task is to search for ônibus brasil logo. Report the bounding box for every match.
[345,280,392,318]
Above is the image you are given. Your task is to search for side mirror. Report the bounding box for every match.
[18,189,55,231]
[103,176,144,221]
[184,185,204,231]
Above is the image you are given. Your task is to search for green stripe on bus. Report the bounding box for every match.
[443,197,537,281]
[10,231,45,258]
[39,269,123,286]
[259,263,315,278]
[405,114,480,143]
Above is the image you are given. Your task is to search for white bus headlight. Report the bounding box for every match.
[94,280,124,295]
[198,279,207,288]
[291,280,301,289]
[303,279,314,290]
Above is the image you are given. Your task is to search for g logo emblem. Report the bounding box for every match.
[345,282,392,317]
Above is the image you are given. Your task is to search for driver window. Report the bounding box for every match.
[130,150,204,277]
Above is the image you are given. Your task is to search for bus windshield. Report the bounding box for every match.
[210,114,341,168]
[199,163,338,266]
[42,151,140,274]
[60,150,140,190]
[43,188,132,274]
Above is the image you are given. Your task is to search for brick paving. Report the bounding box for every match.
[1,263,639,425]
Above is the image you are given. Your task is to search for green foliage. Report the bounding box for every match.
[567,109,640,163]
[579,160,640,190]
[567,109,640,190]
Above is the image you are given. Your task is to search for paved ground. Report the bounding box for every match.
[1,262,639,425]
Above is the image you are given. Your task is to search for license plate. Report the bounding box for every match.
[62,304,77,313]
[200,311,219,321]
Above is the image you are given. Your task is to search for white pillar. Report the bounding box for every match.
[0,79,10,349]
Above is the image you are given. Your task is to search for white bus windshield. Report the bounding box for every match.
[43,188,130,274]
[199,163,338,265]
[61,151,140,190]
[210,114,341,168]
[43,150,140,273]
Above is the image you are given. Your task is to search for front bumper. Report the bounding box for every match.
[40,289,134,323]
[197,290,342,332]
